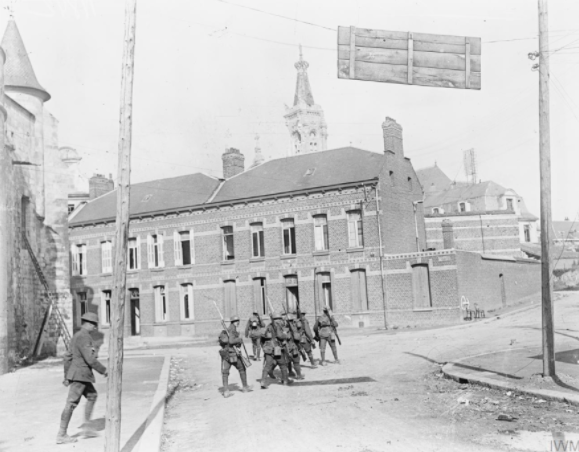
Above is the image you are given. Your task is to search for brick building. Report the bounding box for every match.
[68,50,540,342]
[0,20,82,373]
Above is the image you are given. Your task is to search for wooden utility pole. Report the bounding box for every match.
[104,0,137,450]
[538,0,555,377]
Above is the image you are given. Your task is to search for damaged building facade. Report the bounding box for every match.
[0,20,84,373]
[68,51,541,343]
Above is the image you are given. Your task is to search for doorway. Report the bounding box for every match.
[130,289,140,336]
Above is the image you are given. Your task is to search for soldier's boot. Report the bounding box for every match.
[82,397,99,438]
[308,352,318,368]
[56,408,78,444]
[281,366,293,385]
[320,351,328,366]
[260,366,270,389]
[287,361,296,378]
[240,371,253,393]
[295,363,305,380]
[222,375,233,398]
[331,345,340,364]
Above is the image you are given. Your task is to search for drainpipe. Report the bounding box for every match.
[479,214,486,253]
[413,200,424,253]
[375,184,388,330]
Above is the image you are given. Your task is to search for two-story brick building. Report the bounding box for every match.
[68,51,541,342]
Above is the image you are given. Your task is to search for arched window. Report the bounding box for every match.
[309,130,317,152]
[293,132,302,153]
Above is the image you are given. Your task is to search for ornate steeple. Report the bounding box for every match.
[284,45,327,155]
[251,134,264,168]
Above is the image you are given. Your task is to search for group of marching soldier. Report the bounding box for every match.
[218,306,340,397]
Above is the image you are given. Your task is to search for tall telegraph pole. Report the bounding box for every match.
[538,0,555,377]
[104,0,137,450]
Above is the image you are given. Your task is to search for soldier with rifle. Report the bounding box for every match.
[313,306,341,366]
[218,315,253,397]
[260,311,292,389]
[244,311,264,361]
[297,311,317,368]
[285,313,305,379]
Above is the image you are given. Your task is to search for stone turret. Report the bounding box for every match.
[89,174,114,199]
[222,148,245,179]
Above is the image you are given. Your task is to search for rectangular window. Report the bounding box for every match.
[222,226,235,261]
[282,219,296,255]
[253,278,267,316]
[128,237,141,270]
[68,204,75,214]
[72,244,87,276]
[412,264,432,309]
[351,269,369,311]
[147,234,164,268]
[101,241,112,273]
[313,215,329,251]
[285,275,299,312]
[79,292,88,317]
[251,223,265,258]
[100,290,111,325]
[317,272,333,311]
[524,224,531,243]
[154,285,168,322]
[347,211,364,248]
[224,280,237,318]
[506,198,514,211]
[174,231,192,266]
[180,283,194,320]
[459,202,466,213]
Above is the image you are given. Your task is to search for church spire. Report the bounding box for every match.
[284,46,328,156]
[293,44,314,107]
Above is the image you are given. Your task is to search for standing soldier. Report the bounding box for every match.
[244,311,264,360]
[57,312,107,444]
[219,316,252,398]
[313,306,340,366]
[260,312,291,389]
[286,313,305,380]
[298,311,317,368]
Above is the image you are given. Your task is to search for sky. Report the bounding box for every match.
[3,0,578,221]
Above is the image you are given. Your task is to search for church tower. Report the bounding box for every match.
[284,46,327,155]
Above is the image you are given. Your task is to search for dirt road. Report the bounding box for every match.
[161,293,579,452]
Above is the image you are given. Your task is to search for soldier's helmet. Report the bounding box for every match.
[230,316,240,323]
[271,311,282,320]
[81,312,99,325]
[287,313,296,321]
[323,306,329,312]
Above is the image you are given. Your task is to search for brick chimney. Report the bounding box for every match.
[222,148,245,179]
[89,174,114,199]
[382,117,404,158]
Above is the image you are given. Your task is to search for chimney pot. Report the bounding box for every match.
[222,147,245,179]
[381,117,404,158]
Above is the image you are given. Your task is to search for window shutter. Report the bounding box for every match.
[173,230,182,266]
[100,293,108,325]
[188,284,194,320]
[359,270,368,310]
[190,229,195,264]
[71,245,79,274]
[158,233,165,267]
[154,287,162,322]
[136,236,142,269]
[81,245,87,275]
[351,271,360,311]
[147,235,154,267]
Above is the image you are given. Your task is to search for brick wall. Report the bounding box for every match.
[455,250,541,312]
[425,212,522,257]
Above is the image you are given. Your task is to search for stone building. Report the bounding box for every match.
[0,20,81,373]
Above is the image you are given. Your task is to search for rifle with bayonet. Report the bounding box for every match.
[209,298,251,368]
[290,302,308,362]
[324,300,342,346]
[267,297,292,359]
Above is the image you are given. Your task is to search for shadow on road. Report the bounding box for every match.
[404,352,443,365]
[288,376,375,387]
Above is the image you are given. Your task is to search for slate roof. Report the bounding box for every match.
[416,165,452,193]
[212,147,383,203]
[423,181,505,208]
[1,20,50,101]
[69,173,221,225]
[70,147,385,226]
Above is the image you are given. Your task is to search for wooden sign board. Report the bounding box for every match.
[338,26,481,90]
